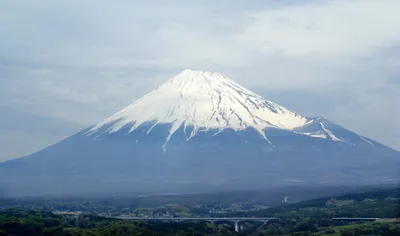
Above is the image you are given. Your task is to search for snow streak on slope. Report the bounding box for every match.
[86,69,308,142]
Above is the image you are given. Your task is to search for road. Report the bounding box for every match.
[111,216,276,221]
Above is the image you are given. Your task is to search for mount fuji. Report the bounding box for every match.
[1,69,399,196]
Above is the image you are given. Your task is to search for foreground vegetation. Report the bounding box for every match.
[0,188,399,235]
[0,208,236,236]
[0,208,398,236]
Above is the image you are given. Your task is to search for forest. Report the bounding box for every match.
[0,188,399,235]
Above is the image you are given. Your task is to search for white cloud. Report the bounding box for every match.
[236,0,400,55]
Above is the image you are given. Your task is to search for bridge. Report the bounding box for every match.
[332,217,379,221]
[56,212,394,233]
[112,216,277,232]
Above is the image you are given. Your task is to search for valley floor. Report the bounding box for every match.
[0,187,399,235]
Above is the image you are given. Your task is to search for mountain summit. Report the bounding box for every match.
[85,70,360,150]
[87,69,308,149]
[1,70,399,196]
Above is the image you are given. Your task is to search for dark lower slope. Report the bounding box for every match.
[0,123,399,196]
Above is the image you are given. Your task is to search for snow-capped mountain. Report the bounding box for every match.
[86,69,308,147]
[0,69,399,196]
[84,69,371,150]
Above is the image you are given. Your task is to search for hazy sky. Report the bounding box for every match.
[1,0,399,161]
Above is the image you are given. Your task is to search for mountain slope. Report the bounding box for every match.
[84,69,379,151]
[86,69,308,147]
[1,69,399,196]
